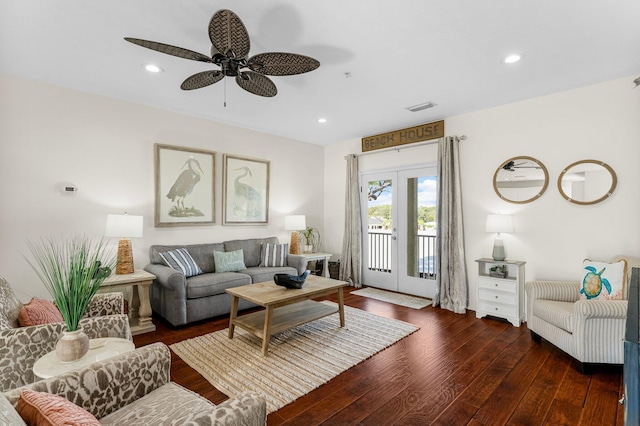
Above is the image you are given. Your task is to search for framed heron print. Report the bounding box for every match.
[222,154,270,225]
[154,144,216,227]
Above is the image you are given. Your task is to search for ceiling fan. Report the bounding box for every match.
[125,9,320,99]
[502,160,541,171]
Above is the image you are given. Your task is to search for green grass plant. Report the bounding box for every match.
[24,236,116,332]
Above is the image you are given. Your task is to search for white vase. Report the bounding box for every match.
[56,329,90,363]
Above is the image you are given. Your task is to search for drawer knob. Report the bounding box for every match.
[495,295,498,299]
[494,283,498,287]
[495,307,498,311]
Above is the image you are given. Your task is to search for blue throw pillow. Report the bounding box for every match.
[214,250,247,273]
[259,243,289,267]
[158,248,202,277]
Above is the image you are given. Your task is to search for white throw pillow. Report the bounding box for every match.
[579,259,626,300]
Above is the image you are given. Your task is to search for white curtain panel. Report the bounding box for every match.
[340,154,362,287]
[435,136,468,313]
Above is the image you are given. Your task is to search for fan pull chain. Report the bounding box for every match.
[224,77,227,108]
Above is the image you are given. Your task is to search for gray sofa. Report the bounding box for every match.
[144,237,306,326]
[0,342,266,425]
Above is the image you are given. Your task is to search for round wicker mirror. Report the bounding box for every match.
[493,156,549,204]
[557,160,617,205]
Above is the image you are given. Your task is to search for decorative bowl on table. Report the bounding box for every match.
[274,270,311,289]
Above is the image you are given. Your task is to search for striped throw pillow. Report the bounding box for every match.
[260,243,289,267]
[158,248,202,277]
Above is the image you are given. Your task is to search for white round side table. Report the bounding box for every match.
[33,337,135,379]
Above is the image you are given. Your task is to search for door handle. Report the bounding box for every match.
[392,236,397,240]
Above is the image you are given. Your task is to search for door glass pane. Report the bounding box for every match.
[406,176,436,278]
[367,180,392,273]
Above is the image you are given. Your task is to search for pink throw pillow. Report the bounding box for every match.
[17,298,63,327]
[17,389,100,426]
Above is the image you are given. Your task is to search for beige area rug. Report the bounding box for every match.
[170,301,418,413]
[351,287,432,309]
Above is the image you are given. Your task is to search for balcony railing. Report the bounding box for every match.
[367,231,437,279]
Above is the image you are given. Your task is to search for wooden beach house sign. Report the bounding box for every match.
[361,120,445,152]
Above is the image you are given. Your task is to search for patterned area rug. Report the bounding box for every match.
[170,301,418,413]
[352,287,432,309]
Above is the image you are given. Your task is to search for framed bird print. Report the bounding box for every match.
[154,144,216,227]
[222,154,270,225]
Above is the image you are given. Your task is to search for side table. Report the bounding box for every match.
[296,252,333,278]
[101,269,156,335]
[33,338,135,379]
[475,258,526,327]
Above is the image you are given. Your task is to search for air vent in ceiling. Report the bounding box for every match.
[406,101,437,112]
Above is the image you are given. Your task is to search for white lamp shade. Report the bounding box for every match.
[105,214,143,238]
[284,215,306,231]
[486,214,513,234]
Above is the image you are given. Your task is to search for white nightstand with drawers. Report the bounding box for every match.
[475,258,526,327]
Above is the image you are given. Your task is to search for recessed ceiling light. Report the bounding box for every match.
[503,54,522,64]
[318,118,327,123]
[143,63,163,73]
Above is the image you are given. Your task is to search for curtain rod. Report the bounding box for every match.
[344,135,467,159]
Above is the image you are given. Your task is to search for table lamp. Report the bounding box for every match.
[284,215,306,255]
[486,214,513,261]
[105,213,143,274]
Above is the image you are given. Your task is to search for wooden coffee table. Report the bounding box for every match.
[226,275,348,355]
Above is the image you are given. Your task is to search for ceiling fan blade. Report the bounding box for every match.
[181,71,224,90]
[208,9,250,59]
[248,52,320,76]
[124,38,212,63]
[235,71,277,97]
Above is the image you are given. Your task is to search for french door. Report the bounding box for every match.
[361,166,437,298]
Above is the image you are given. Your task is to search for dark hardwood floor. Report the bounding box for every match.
[133,287,625,425]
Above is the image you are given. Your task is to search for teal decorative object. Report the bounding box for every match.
[580,266,612,299]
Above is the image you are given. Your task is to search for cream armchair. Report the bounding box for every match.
[0,276,132,392]
[525,257,639,373]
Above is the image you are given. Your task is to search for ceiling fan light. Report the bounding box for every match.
[318,118,327,123]
[503,54,522,64]
[143,63,163,73]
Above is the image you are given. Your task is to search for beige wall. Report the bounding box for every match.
[0,74,324,300]
[324,75,640,310]
[3,73,638,310]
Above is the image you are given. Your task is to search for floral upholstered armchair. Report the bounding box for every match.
[0,343,267,425]
[0,276,132,392]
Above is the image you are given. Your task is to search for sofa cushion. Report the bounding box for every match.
[241,266,298,285]
[149,243,224,274]
[17,389,101,426]
[158,248,202,277]
[18,298,63,327]
[185,272,252,299]
[224,237,279,267]
[260,243,289,267]
[214,250,247,273]
[533,299,575,333]
[579,259,626,300]
[99,382,216,425]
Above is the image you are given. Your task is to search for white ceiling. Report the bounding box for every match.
[1,1,639,146]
